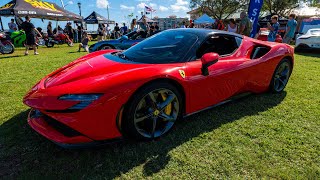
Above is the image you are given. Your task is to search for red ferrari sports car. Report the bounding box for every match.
[23,29,294,147]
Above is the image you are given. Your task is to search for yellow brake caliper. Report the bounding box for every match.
[161,92,172,115]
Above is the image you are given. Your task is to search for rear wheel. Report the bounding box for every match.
[270,59,292,93]
[122,82,182,141]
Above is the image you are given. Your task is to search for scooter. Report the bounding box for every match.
[0,32,14,54]
[44,33,74,48]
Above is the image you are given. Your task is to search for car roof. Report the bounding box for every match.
[165,28,243,40]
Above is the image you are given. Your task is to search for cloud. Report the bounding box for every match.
[120,4,135,11]
[96,0,109,9]
[170,0,189,12]
[159,6,169,12]
[137,2,147,9]
[170,4,188,12]
[136,0,151,2]
[149,3,157,9]
[67,1,74,5]
[175,0,188,6]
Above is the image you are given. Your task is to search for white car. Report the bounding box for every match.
[295,28,320,51]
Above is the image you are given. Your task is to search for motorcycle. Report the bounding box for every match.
[10,30,26,47]
[0,32,15,54]
[44,33,74,48]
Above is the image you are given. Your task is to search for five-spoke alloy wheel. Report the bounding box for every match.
[270,59,292,93]
[122,82,182,140]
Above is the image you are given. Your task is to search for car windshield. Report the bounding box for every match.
[310,30,320,36]
[122,31,198,64]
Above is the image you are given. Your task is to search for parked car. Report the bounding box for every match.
[295,28,320,51]
[89,30,160,52]
[257,28,283,43]
[23,29,294,148]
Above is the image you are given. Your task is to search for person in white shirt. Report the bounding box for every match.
[226,19,238,33]
[180,21,186,28]
[8,19,18,33]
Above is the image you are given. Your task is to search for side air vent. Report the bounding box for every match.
[251,46,271,59]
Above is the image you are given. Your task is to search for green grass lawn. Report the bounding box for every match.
[0,45,319,179]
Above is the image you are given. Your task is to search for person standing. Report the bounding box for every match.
[188,20,194,28]
[77,24,83,43]
[239,12,252,36]
[121,23,128,35]
[66,22,74,42]
[139,17,149,38]
[180,21,186,28]
[267,15,280,42]
[8,19,18,33]
[283,14,297,44]
[47,21,53,37]
[21,16,42,55]
[114,23,120,39]
[226,19,238,33]
[130,19,137,31]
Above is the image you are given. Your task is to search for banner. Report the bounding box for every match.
[248,0,264,37]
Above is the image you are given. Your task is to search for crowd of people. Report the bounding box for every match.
[6,12,298,56]
[178,11,297,44]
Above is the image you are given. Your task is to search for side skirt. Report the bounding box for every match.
[183,92,252,118]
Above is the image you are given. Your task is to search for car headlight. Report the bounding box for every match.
[59,94,103,110]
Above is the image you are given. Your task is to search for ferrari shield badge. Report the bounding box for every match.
[179,70,186,79]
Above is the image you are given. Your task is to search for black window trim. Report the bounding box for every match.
[189,33,243,62]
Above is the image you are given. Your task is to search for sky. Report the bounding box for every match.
[0,0,191,31]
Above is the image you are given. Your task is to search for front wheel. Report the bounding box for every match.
[270,59,292,93]
[0,41,14,54]
[122,82,182,141]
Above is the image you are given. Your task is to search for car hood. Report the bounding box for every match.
[45,50,146,88]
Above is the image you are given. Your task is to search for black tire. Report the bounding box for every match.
[270,59,292,93]
[0,41,14,54]
[99,45,113,50]
[45,40,54,48]
[122,82,183,141]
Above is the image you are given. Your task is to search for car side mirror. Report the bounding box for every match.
[201,53,219,76]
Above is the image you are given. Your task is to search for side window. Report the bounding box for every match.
[196,35,242,58]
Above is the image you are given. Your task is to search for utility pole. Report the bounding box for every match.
[107,5,110,20]
[0,17,4,31]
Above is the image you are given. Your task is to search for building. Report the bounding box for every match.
[153,16,189,30]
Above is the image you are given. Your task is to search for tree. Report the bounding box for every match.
[310,0,320,8]
[262,0,300,16]
[190,0,248,20]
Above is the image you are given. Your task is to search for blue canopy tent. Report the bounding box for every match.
[194,14,215,24]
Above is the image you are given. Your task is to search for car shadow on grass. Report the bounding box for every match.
[0,55,25,60]
[295,51,320,58]
[0,92,287,179]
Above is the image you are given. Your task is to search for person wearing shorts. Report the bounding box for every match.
[21,16,42,55]
[283,14,297,44]
[78,32,90,52]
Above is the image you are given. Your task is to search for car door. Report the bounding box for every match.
[185,35,249,114]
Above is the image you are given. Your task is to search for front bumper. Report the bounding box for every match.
[28,109,94,145]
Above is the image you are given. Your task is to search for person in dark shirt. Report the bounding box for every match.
[21,16,42,55]
[47,21,53,37]
[114,23,120,39]
[66,22,74,41]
